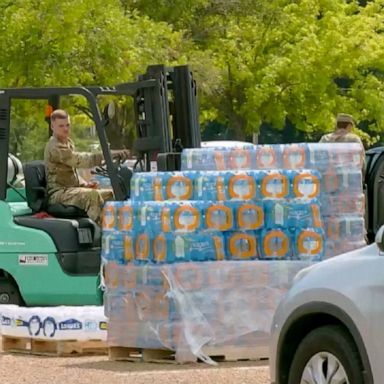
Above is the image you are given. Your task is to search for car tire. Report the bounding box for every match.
[288,325,364,384]
[0,277,22,305]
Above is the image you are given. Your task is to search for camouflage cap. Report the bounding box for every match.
[336,113,355,125]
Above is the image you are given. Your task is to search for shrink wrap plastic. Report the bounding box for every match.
[180,142,366,258]
[104,260,310,363]
[102,142,365,363]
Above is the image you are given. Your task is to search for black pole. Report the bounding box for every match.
[45,95,60,137]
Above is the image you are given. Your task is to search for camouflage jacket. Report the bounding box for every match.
[44,136,103,195]
[319,129,364,146]
[319,129,366,175]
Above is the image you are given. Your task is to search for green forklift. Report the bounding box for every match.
[1,65,201,306]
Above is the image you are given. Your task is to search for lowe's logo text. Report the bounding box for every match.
[59,319,82,330]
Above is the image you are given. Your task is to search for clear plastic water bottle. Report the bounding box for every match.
[260,228,291,260]
[226,231,258,260]
[235,201,264,230]
[205,202,234,231]
[260,171,290,199]
[293,228,325,261]
[227,171,258,200]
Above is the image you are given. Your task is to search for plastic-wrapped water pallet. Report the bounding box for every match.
[104,260,310,363]
[179,142,366,258]
[102,142,366,364]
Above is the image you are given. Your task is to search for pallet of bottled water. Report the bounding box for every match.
[102,142,366,362]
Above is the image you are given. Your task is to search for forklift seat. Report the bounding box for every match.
[20,160,101,254]
[23,160,87,219]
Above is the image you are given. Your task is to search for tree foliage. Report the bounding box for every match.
[1,0,384,159]
[130,0,384,144]
[0,0,190,159]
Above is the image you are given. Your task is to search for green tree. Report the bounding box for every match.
[130,0,384,145]
[0,0,189,159]
[3,0,384,154]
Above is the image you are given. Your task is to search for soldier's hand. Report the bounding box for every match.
[86,181,99,189]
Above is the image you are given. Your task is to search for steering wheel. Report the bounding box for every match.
[93,153,124,175]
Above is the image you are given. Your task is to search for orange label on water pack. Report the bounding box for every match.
[102,205,116,230]
[161,208,171,232]
[283,145,306,169]
[207,264,237,288]
[154,177,163,201]
[135,289,170,321]
[213,236,225,261]
[217,176,226,201]
[229,233,257,259]
[256,147,277,169]
[298,231,322,254]
[121,266,137,290]
[237,204,264,230]
[124,235,134,262]
[264,231,289,258]
[261,173,288,198]
[206,205,233,231]
[135,233,150,261]
[327,219,340,239]
[119,205,133,231]
[215,152,226,170]
[228,175,256,200]
[104,263,118,289]
[293,173,320,199]
[174,206,200,231]
[229,149,252,169]
[311,205,322,228]
[153,234,167,263]
[174,263,204,290]
[166,176,193,200]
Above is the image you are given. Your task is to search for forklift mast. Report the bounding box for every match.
[87,65,201,172]
[135,65,201,171]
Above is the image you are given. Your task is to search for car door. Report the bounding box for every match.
[365,146,384,242]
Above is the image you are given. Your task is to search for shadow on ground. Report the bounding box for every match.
[64,357,269,373]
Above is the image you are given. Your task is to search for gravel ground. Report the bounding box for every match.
[0,353,270,384]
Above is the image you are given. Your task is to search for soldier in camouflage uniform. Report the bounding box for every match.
[320,113,364,147]
[320,113,365,173]
[44,109,127,225]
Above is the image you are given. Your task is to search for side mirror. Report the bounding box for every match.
[102,101,116,125]
[375,225,384,252]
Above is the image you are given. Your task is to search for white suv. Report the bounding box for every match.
[269,229,384,384]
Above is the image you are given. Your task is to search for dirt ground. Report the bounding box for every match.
[0,352,270,384]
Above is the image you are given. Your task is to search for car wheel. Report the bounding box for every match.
[0,277,22,305]
[288,325,364,384]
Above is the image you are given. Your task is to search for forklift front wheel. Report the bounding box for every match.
[0,278,22,305]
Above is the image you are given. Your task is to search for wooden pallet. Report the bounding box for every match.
[109,344,269,364]
[1,335,107,356]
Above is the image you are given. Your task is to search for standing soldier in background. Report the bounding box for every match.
[320,113,367,243]
[44,109,128,225]
[320,113,365,173]
[320,113,364,148]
